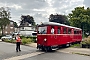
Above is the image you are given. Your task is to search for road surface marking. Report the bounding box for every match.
[4,52,44,60]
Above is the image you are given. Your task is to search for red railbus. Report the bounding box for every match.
[37,22,82,51]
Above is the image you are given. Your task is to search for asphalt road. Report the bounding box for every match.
[0,42,37,60]
[24,51,90,60]
[0,42,90,60]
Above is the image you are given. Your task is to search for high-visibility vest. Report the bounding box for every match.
[16,36,21,42]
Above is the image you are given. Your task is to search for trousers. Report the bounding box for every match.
[16,42,21,51]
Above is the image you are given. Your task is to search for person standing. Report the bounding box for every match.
[16,34,21,52]
[51,27,54,34]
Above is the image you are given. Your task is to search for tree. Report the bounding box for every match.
[13,22,18,28]
[0,7,11,35]
[20,15,35,26]
[49,14,69,25]
[68,7,90,36]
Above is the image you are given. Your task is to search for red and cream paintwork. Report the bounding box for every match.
[37,22,82,51]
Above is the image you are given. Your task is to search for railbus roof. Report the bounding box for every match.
[40,22,82,30]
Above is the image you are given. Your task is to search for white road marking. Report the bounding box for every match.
[4,52,44,60]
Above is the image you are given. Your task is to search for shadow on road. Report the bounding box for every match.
[36,46,69,53]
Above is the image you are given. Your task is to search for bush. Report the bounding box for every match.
[3,38,32,45]
[21,38,32,45]
[70,44,81,48]
[20,36,26,39]
[82,36,90,45]
[81,36,90,48]
[20,36,37,43]
[3,36,37,45]
[30,36,37,43]
[4,39,16,43]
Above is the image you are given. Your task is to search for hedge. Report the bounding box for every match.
[3,36,37,45]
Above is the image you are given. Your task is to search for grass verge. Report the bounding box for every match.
[72,52,90,56]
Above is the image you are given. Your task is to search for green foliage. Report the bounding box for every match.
[29,36,37,43]
[70,44,81,48]
[68,7,90,35]
[21,36,37,43]
[49,14,70,25]
[4,39,10,42]
[20,15,36,26]
[81,36,90,45]
[4,39,16,43]
[20,36,26,39]
[3,36,36,45]
[0,7,11,35]
[21,38,32,45]
[13,22,18,27]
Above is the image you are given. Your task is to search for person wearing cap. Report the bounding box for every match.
[16,34,21,52]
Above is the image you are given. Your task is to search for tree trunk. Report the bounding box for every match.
[2,28,3,36]
[1,26,4,36]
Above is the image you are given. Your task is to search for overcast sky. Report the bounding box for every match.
[0,0,90,25]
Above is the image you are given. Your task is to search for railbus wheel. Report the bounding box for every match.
[44,46,52,52]
[48,46,52,51]
[45,47,48,52]
[41,47,45,51]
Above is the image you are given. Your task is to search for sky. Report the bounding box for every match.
[0,0,90,25]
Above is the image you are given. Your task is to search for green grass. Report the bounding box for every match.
[70,44,81,48]
[72,52,90,56]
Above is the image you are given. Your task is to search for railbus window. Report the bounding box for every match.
[77,30,81,34]
[74,29,81,34]
[68,28,71,34]
[38,26,47,34]
[79,31,81,34]
[74,30,77,34]
[58,27,60,34]
[63,27,67,34]
[77,31,79,34]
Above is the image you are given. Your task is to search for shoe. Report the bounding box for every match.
[19,50,21,51]
[16,50,18,52]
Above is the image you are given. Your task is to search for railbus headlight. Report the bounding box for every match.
[44,38,47,41]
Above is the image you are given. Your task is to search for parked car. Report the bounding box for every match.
[1,35,12,41]
[13,32,19,35]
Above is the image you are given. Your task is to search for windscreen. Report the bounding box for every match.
[38,26,47,34]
